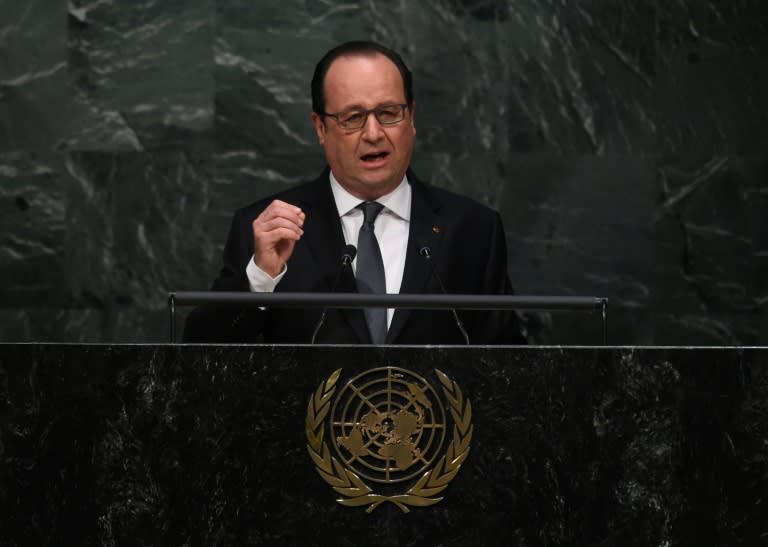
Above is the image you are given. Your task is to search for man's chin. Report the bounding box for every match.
[346,172,402,199]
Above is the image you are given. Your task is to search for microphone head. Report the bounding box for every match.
[419,246,432,259]
[342,244,357,264]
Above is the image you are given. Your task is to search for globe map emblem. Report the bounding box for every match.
[330,367,448,483]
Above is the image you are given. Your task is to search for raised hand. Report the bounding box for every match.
[251,200,305,277]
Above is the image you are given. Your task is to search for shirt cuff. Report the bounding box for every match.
[246,257,287,292]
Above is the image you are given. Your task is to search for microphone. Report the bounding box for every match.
[310,244,357,343]
[419,246,470,345]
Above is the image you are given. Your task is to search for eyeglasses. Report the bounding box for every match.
[322,104,409,130]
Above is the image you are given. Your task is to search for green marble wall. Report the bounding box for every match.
[1,0,766,344]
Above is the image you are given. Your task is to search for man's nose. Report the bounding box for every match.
[361,112,385,141]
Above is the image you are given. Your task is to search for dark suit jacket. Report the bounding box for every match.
[184,169,524,344]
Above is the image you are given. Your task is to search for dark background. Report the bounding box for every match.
[1,0,766,345]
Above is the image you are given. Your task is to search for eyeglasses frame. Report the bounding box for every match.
[320,103,410,130]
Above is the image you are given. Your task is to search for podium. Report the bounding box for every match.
[1,344,766,545]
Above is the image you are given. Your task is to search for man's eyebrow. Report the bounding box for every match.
[337,103,366,112]
[334,101,402,112]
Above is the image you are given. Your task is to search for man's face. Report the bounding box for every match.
[311,53,416,201]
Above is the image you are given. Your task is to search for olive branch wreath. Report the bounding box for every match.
[305,368,473,513]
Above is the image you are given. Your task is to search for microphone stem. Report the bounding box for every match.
[421,249,470,345]
[311,249,355,344]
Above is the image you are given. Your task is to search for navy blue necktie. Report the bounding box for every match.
[356,202,387,344]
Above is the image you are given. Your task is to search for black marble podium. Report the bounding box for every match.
[1,344,766,546]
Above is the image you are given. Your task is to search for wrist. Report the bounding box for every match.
[252,255,284,279]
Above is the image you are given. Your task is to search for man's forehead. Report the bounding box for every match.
[323,53,406,108]
[324,53,403,86]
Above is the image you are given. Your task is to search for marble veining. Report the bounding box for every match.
[0,0,766,344]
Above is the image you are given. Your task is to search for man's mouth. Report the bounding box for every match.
[360,152,389,163]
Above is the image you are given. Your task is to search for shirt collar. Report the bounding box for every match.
[329,171,411,221]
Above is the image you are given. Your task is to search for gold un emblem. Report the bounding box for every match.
[305,367,473,513]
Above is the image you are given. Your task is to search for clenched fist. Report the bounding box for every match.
[251,200,305,277]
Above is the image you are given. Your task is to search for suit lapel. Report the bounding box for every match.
[295,174,370,343]
[387,179,443,343]
[287,176,340,284]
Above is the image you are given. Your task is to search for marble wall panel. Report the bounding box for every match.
[0,0,74,151]
[408,0,657,159]
[497,154,656,344]
[654,154,768,344]
[67,0,215,151]
[656,0,768,157]
[1,150,211,341]
[63,151,216,296]
[0,152,70,306]
[214,0,367,154]
[212,151,325,211]
[0,0,766,343]
[63,151,213,339]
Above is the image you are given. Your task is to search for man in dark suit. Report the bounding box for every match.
[184,41,523,345]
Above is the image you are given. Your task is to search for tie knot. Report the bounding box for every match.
[359,201,384,226]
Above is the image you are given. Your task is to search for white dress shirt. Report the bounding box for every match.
[246,171,412,328]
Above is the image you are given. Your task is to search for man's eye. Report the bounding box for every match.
[376,108,399,121]
[342,112,364,124]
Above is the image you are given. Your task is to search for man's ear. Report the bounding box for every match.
[409,102,416,134]
[311,112,326,145]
